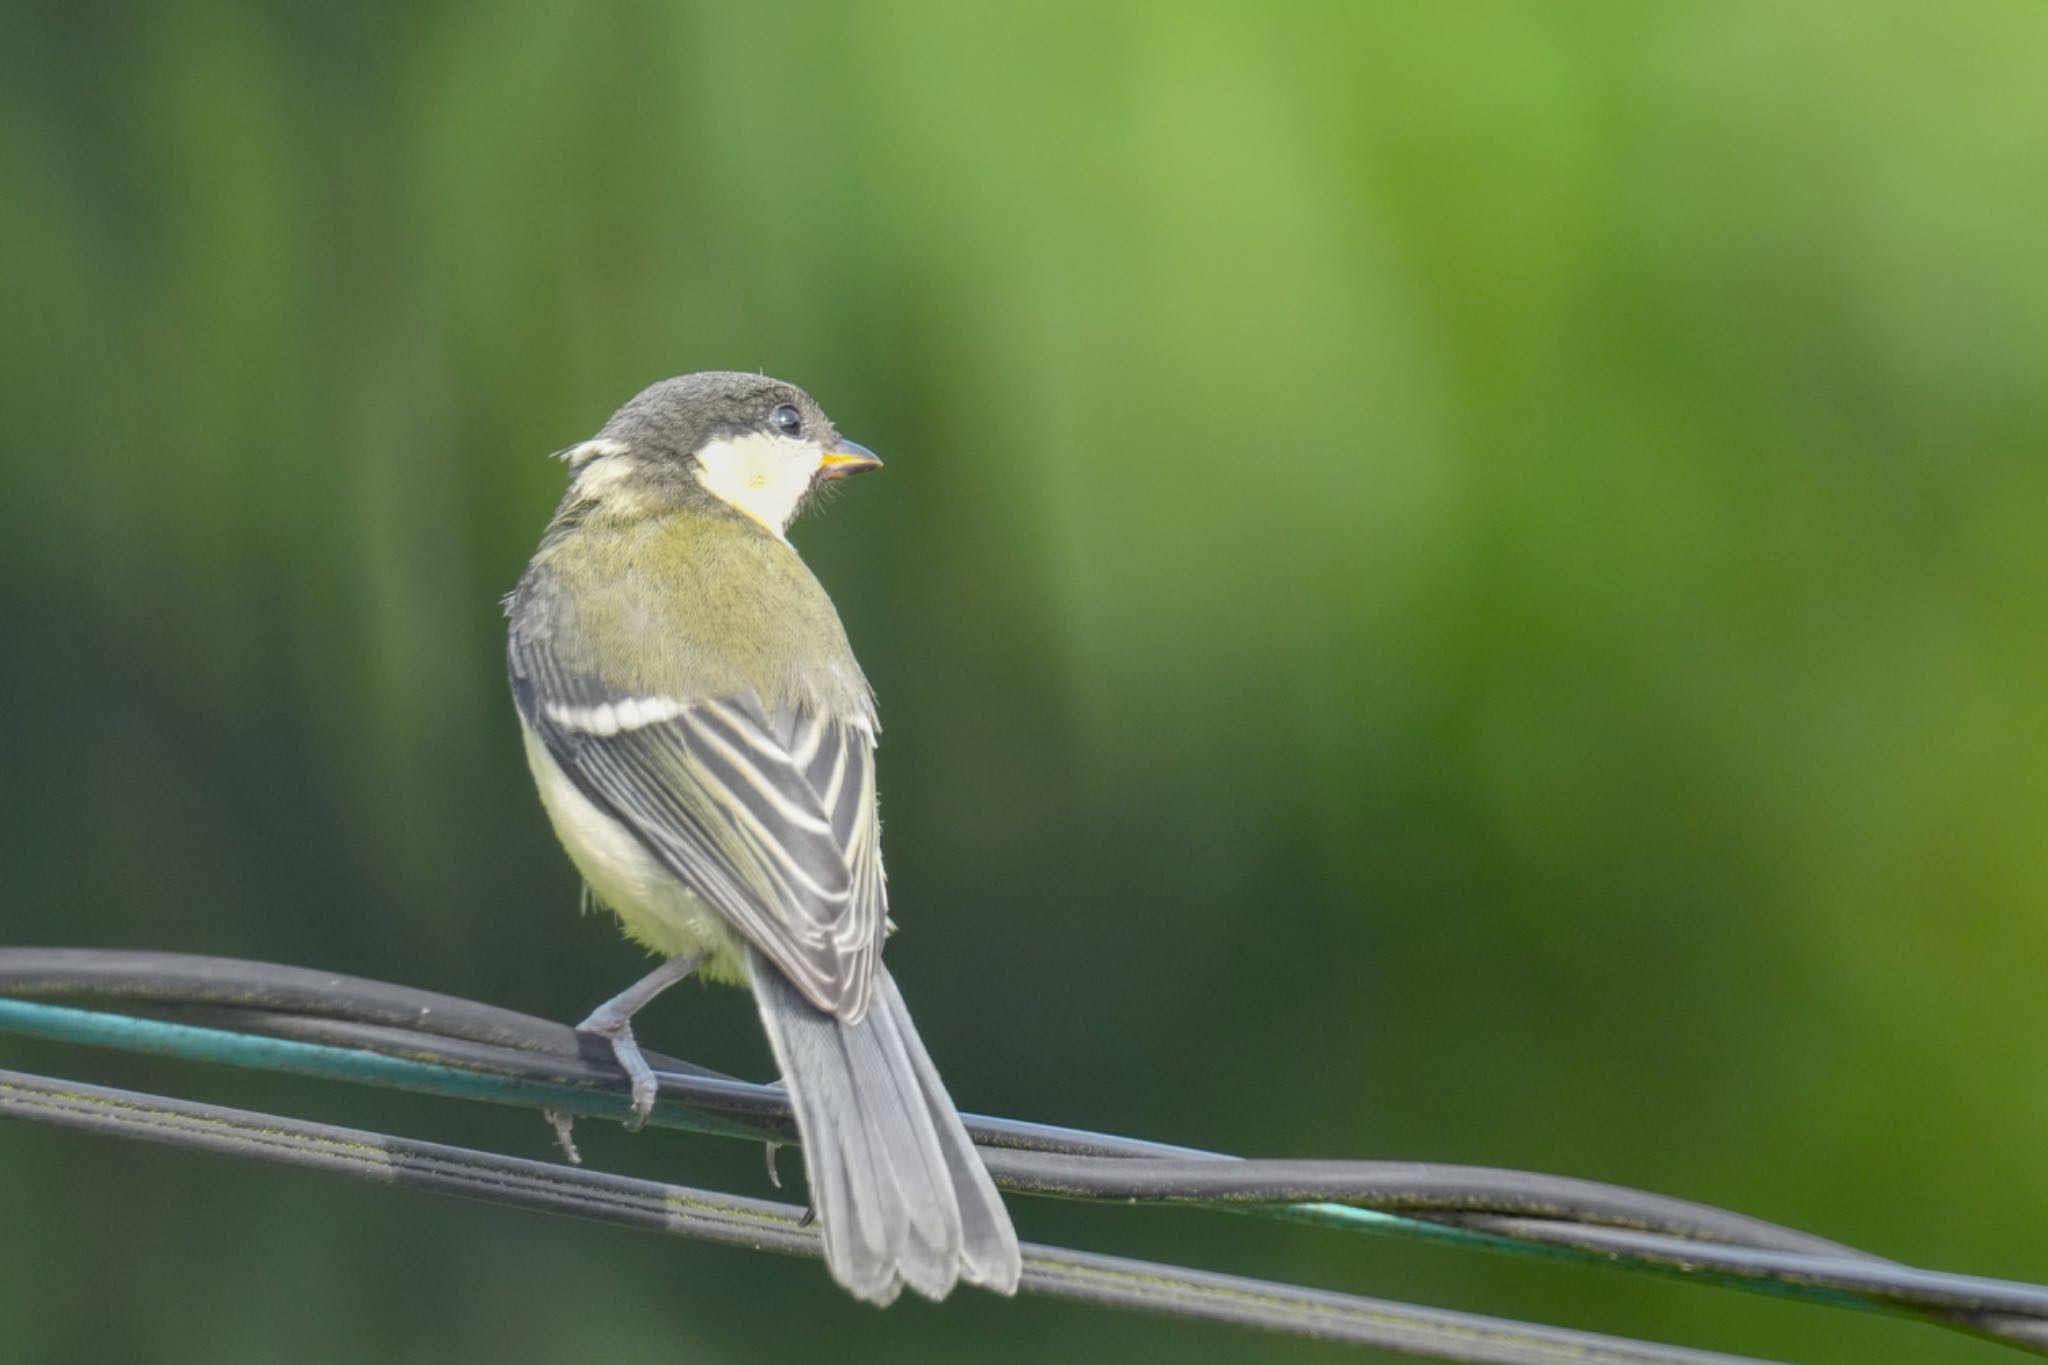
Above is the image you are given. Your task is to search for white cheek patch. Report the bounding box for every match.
[693,431,819,535]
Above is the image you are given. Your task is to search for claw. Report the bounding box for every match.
[764,1140,783,1189]
[578,1013,661,1130]
[626,1064,659,1131]
[545,1109,583,1165]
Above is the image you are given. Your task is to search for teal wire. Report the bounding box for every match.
[0,996,764,1141]
[1264,1204,1885,1313]
[0,996,1938,1321]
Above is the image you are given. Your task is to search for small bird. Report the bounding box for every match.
[505,372,1021,1304]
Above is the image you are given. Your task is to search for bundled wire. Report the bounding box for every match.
[1,948,2042,1363]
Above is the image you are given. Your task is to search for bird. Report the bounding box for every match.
[505,371,1022,1305]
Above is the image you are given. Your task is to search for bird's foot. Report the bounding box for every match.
[577,1008,661,1130]
[544,1109,583,1164]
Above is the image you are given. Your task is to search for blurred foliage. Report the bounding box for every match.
[3,2,2046,1362]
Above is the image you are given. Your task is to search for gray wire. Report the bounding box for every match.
[0,1067,1780,1365]
[2,948,2043,1354]
[0,950,1896,1247]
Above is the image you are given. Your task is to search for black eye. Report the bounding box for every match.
[769,403,804,438]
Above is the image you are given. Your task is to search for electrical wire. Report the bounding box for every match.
[1,948,2043,1358]
[0,1066,1782,1365]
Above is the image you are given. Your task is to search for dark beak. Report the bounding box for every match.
[818,439,884,480]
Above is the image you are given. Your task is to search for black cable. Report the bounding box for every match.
[0,1067,1784,1365]
[0,947,670,1067]
[2,947,2043,1355]
[0,949,1877,1248]
[982,1150,1861,1256]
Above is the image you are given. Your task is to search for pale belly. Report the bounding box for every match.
[521,725,751,985]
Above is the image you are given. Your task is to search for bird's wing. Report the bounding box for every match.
[511,642,885,1020]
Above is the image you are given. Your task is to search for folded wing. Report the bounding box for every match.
[512,641,886,1020]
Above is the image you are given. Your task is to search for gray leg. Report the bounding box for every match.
[576,951,706,1130]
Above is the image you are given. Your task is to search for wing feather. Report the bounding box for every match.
[511,640,885,1019]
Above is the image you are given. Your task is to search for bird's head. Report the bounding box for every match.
[558,372,882,536]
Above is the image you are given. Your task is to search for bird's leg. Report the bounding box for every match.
[573,951,707,1132]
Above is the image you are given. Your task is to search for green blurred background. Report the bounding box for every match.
[3,2,2045,1361]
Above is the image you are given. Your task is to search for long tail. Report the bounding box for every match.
[749,948,1021,1305]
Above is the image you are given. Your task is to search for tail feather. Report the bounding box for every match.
[750,949,1021,1304]
[841,1009,962,1297]
[877,972,1020,1292]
